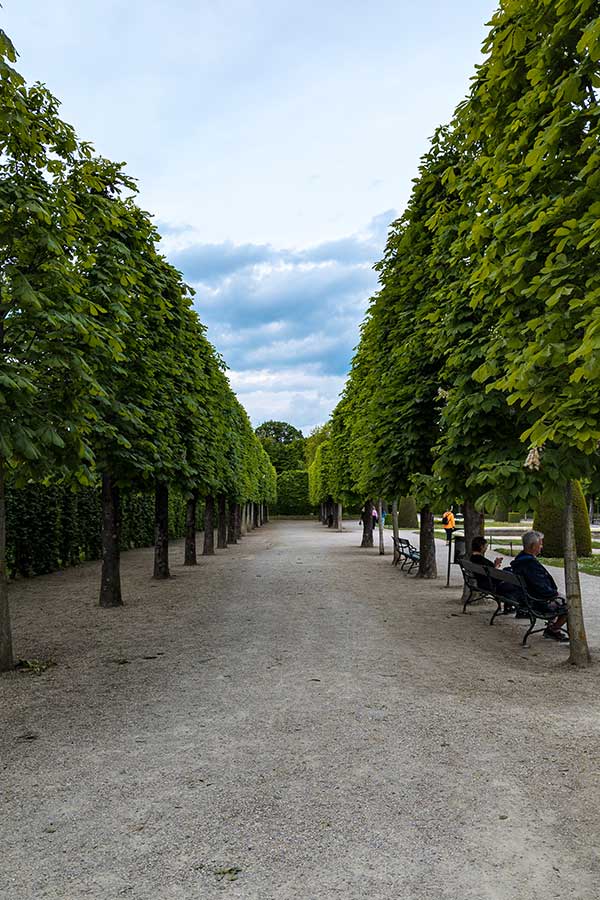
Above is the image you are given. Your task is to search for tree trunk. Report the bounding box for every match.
[378,497,385,555]
[235,503,242,539]
[217,494,228,549]
[360,499,374,547]
[184,492,198,565]
[203,495,215,555]
[264,504,269,524]
[418,504,437,578]
[228,500,237,544]
[463,499,484,555]
[99,472,123,606]
[589,496,594,525]
[564,481,591,666]
[333,501,339,529]
[153,481,170,578]
[0,457,14,672]
[392,498,399,542]
[253,502,259,528]
[337,502,343,532]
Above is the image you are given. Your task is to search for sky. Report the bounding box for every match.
[3,0,497,433]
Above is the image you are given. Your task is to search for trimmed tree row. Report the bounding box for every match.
[0,29,276,671]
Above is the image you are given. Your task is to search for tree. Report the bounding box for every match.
[0,32,126,669]
[256,420,305,473]
[304,423,331,468]
[455,0,600,666]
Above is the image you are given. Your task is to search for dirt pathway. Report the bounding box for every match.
[1,520,599,899]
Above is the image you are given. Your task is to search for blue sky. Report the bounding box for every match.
[4,1,496,433]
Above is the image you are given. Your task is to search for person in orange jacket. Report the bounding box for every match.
[442,508,455,541]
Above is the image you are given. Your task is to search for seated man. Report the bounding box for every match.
[510,530,569,642]
[470,536,503,571]
[470,536,512,611]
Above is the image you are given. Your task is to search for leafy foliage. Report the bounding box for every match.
[275,470,312,515]
[256,420,305,474]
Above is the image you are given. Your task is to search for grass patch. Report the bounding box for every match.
[538,556,600,577]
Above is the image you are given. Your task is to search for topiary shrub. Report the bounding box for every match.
[508,512,522,523]
[494,502,509,522]
[396,496,418,528]
[533,481,592,557]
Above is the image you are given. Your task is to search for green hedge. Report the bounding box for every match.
[507,511,522,523]
[275,470,312,515]
[533,482,592,558]
[6,483,192,578]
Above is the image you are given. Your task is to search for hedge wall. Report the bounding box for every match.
[6,483,193,578]
[274,470,312,515]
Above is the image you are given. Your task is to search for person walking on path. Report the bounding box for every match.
[442,507,455,542]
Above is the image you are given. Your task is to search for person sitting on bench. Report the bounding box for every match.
[470,536,503,571]
[510,530,569,643]
[469,537,513,612]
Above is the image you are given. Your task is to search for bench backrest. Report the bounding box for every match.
[459,559,524,594]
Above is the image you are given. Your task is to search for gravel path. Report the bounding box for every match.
[2,519,600,900]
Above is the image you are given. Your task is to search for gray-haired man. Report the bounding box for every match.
[510,531,569,642]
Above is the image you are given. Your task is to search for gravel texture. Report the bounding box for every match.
[1,519,600,900]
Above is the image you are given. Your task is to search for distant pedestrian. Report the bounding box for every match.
[442,508,455,542]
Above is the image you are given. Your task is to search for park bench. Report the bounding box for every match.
[391,536,420,574]
[458,559,568,646]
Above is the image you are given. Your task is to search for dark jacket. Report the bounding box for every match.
[510,552,558,600]
[469,553,497,589]
[469,553,496,568]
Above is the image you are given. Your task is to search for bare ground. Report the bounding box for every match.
[1,519,600,900]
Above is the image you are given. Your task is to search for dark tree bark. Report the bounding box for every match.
[217,494,228,549]
[392,498,399,543]
[203,494,215,555]
[463,499,484,555]
[0,457,13,671]
[377,497,385,555]
[264,504,269,523]
[333,501,339,529]
[153,481,170,578]
[417,504,437,578]
[327,498,334,527]
[360,499,374,547]
[253,502,259,528]
[227,499,237,544]
[235,503,242,540]
[99,472,123,606]
[184,491,198,565]
[565,480,591,666]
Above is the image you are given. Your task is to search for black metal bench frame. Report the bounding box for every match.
[458,559,568,646]
[391,536,420,574]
